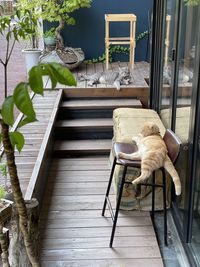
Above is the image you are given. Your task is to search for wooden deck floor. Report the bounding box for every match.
[40,156,164,267]
[0,90,59,195]
[45,61,149,90]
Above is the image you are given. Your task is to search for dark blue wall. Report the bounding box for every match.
[44,0,153,61]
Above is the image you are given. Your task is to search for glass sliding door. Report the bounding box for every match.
[172,1,198,230]
[160,0,178,129]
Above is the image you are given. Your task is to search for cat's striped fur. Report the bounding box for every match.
[117,122,181,195]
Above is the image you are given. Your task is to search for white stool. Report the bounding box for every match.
[105,14,137,70]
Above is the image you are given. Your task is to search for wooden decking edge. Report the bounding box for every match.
[24,89,63,204]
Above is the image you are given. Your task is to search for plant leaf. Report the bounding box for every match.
[1,96,14,126]
[41,64,57,89]
[17,116,37,128]
[13,82,36,119]
[29,66,44,95]
[49,63,76,86]
[9,131,25,152]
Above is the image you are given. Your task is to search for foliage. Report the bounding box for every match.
[85,30,149,64]
[17,0,92,48]
[0,10,38,98]
[40,0,92,25]
[43,27,56,38]
[0,185,6,199]
[15,5,41,48]
[0,8,76,266]
[184,0,199,5]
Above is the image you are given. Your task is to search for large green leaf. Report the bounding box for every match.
[17,116,37,128]
[1,96,14,126]
[13,82,36,119]
[29,66,44,95]
[41,64,57,89]
[49,63,76,86]
[9,131,25,152]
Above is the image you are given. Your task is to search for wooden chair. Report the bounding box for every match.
[102,129,181,247]
[105,14,137,70]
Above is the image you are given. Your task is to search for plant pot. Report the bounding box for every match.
[22,49,42,74]
[44,37,56,47]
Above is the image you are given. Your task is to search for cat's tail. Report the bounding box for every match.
[164,155,181,195]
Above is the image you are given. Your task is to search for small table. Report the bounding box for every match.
[105,14,137,70]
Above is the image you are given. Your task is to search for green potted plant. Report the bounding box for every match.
[43,27,56,48]
[17,0,92,49]
[15,7,42,73]
[0,9,76,266]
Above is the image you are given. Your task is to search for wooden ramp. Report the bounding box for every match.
[40,156,164,267]
[0,90,59,195]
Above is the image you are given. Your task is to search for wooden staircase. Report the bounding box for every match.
[53,96,142,157]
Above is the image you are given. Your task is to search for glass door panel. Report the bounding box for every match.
[173,2,198,228]
[160,0,178,128]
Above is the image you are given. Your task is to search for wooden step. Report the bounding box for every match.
[54,140,112,156]
[60,98,142,110]
[55,118,113,129]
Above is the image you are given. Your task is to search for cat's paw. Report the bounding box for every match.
[175,185,181,196]
[117,152,124,159]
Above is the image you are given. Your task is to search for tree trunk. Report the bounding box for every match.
[55,19,65,50]
[0,121,40,266]
[10,199,39,267]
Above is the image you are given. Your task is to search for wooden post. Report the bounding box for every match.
[10,199,40,267]
[105,16,109,70]
[105,14,136,70]
[164,15,171,67]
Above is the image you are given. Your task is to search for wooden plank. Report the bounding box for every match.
[44,186,113,196]
[40,210,149,220]
[41,258,163,267]
[41,236,158,249]
[40,246,161,260]
[25,90,62,201]
[54,139,112,154]
[60,98,141,109]
[40,216,152,228]
[55,118,113,128]
[50,164,110,171]
[48,171,110,182]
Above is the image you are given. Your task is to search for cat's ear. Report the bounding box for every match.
[151,124,160,134]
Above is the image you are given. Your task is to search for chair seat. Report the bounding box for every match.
[114,142,141,167]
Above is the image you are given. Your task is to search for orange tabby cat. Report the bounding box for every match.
[117,122,181,195]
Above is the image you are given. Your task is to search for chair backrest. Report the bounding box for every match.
[163,129,182,163]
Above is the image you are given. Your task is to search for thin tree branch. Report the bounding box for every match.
[7,39,16,64]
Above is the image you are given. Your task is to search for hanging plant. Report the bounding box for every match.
[85,30,149,64]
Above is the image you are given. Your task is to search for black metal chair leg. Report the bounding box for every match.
[110,165,127,248]
[162,168,168,246]
[151,171,156,221]
[102,157,117,216]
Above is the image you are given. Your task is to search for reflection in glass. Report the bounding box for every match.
[160,0,198,231]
